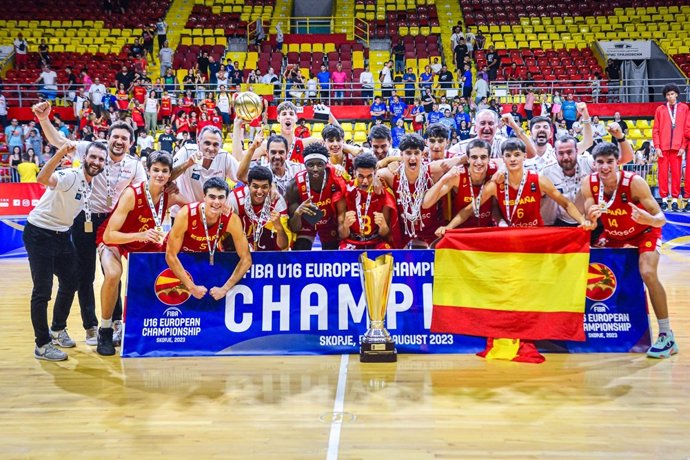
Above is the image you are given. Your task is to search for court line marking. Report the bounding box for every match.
[326,354,349,460]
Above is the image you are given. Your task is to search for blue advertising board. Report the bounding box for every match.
[122,248,650,357]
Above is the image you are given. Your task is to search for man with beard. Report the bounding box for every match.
[582,142,676,358]
[423,139,499,228]
[165,177,252,300]
[228,165,289,251]
[376,134,463,248]
[285,143,348,250]
[437,139,594,231]
[339,153,397,250]
[25,141,106,361]
[172,125,240,210]
[252,101,340,164]
[97,152,187,355]
[235,121,304,197]
[33,102,146,347]
[541,125,632,227]
[526,108,592,173]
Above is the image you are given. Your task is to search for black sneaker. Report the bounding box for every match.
[661,201,668,211]
[683,200,689,212]
[97,327,116,356]
[671,201,679,212]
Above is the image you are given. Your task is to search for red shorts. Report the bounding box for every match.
[597,227,662,254]
[339,238,392,250]
[95,221,162,258]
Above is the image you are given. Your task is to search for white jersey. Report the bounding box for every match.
[249,160,304,197]
[524,144,558,173]
[541,154,594,225]
[75,141,146,213]
[28,168,89,232]
[172,144,240,213]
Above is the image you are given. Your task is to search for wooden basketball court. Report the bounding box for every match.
[1,251,688,459]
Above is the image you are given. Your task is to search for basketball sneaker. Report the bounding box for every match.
[647,332,679,358]
[50,329,76,348]
[97,327,116,356]
[113,320,123,347]
[35,343,68,361]
[660,201,668,211]
[671,201,679,212]
[85,326,98,346]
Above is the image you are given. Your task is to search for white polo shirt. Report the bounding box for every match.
[75,141,147,213]
[28,168,89,232]
[541,154,594,225]
[172,143,240,207]
[524,144,558,173]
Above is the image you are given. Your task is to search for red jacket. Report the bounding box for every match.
[652,102,689,151]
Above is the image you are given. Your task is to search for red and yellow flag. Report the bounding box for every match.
[432,227,590,342]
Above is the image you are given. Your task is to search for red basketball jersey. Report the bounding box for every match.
[295,166,346,243]
[232,186,286,251]
[392,168,439,244]
[496,170,544,227]
[588,171,649,241]
[179,202,232,252]
[453,162,499,228]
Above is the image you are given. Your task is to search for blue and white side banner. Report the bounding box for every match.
[122,249,650,358]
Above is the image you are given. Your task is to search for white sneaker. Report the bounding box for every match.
[35,343,68,361]
[50,329,76,348]
[85,326,98,346]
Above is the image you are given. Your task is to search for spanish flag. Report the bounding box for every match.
[432,227,590,346]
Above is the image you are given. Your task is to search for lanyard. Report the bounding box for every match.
[81,178,94,222]
[355,186,373,235]
[200,203,223,265]
[597,172,619,213]
[667,103,677,129]
[244,192,273,250]
[144,183,165,230]
[504,170,528,225]
[305,167,328,207]
[104,155,127,208]
[468,168,486,219]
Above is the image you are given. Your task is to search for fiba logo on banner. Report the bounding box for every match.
[586,263,617,301]
[583,263,631,339]
[141,304,202,342]
[154,268,191,306]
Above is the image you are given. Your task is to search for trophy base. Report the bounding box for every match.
[360,342,397,363]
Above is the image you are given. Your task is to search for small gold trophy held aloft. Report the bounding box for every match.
[359,252,397,363]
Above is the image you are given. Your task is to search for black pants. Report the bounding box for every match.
[157,34,167,49]
[72,211,122,329]
[23,223,80,347]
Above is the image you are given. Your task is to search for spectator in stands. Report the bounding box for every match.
[591,115,606,141]
[64,66,78,104]
[156,18,168,49]
[450,26,462,52]
[426,103,443,127]
[0,91,7,127]
[9,146,21,182]
[35,65,58,102]
[402,67,416,104]
[87,77,106,118]
[465,30,475,59]
[197,51,210,79]
[422,87,435,113]
[216,65,230,89]
[295,118,310,138]
[485,45,499,81]
[634,141,652,165]
[286,68,306,106]
[430,57,442,75]
[275,24,284,52]
[159,41,174,78]
[144,90,159,134]
[458,119,471,140]
[550,90,562,122]
[419,65,434,94]
[370,96,387,123]
[379,61,394,100]
[613,112,629,135]
[561,93,578,130]
[131,101,145,133]
[409,99,425,134]
[247,69,260,85]
[230,63,244,88]
[392,41,405,74]
[116,66,134,92]
[136,128,154,156]
[158,125,176,153]
[41,144,54,163]
[217,86,231,132]
[437,65,453,96]
[391,118,406,149]
[25,128,43,155]
[306,72,318,103]
[454,102,471,127]
[17,152,40,183]
[461,63,473,99]
[556,120,569,139]
[523,88,535,121]
[438,95,451,113]
[6,119,23,153]
[359,65,374,104]
[605,59,621,102]
[473,71,489,105]
[454,38,468,72]
[130,37,144,59]
[255,19,266,45]
[590,73,601,103]
[14,33,28,69]
[208,56,221,85]
[38,39,51,67]
[653,83,688,211]
[331,63,348,105]
[440,109,457,133]
[317,65,331,103]
[389,94,407,125]
[142,25,156,64]
[475,30,485,51]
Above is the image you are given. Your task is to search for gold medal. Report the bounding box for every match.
[84,221,93,233]
[209,253,214,266]
[106,196,113,208]
[599,203,609,214]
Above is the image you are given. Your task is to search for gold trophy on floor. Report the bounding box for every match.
[359,252,397,363]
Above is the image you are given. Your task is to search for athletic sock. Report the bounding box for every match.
[101,318,113,329]
[658,318,671,336]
